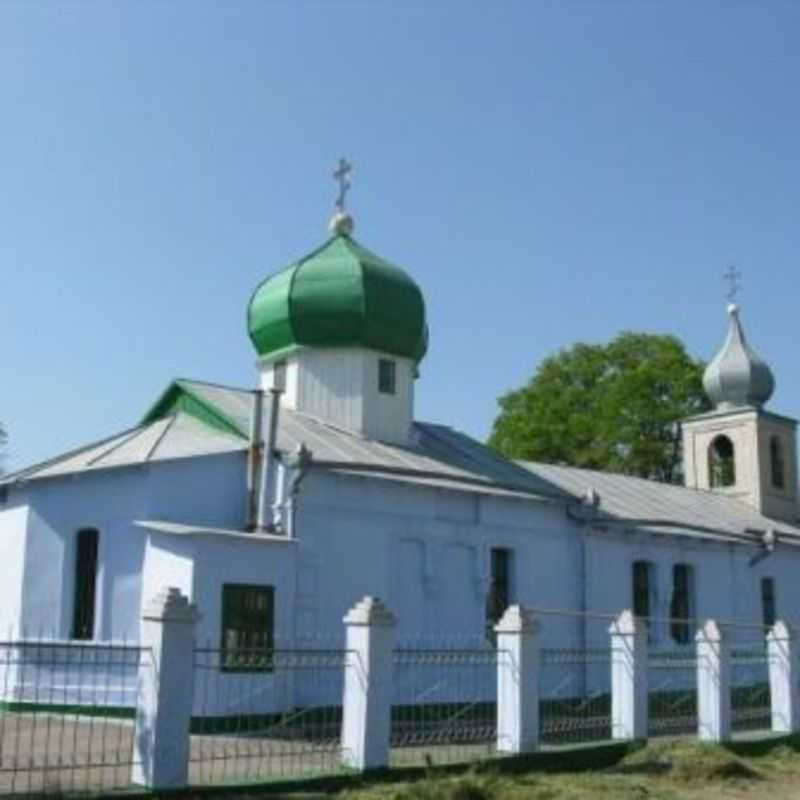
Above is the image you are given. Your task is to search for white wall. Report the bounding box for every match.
[0,503,29,632]
[141,528,298,716]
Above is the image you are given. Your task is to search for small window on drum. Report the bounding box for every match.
[273,360,287,392]
[378,359,396,395]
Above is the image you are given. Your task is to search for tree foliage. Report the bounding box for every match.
[488,332,710,483]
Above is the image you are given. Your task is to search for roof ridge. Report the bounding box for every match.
[175,377,252,394]
[1,423,147,484]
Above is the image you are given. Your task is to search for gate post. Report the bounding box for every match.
[768,620,800,733]
[610,610,648,740]
[341,596,396,771]
[131,588,200,789]
[496,605,540,753]
[696,619,731,742]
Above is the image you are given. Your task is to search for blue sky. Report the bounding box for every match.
[2,1,799,470]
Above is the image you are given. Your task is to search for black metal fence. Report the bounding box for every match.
[390,645,498,767]
[0,639,146,796]
[190,644,348,784]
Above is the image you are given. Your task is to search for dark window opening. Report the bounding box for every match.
[709,435,736,488]
[221,584,275,672]
[378,359,396,395]
[485,548,511,642]
[71,528,99,641]
[632,561,652,619]
[670,564,693,644]
[273,360,287,392]
[770,436,785,490]
[761,577,776,630]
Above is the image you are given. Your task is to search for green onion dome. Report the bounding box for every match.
[247,234,428,363]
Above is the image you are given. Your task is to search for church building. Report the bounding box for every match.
[2,173,799,679]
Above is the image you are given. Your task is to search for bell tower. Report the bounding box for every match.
[682,304,797,523]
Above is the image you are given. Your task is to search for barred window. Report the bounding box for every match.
[485,548,511,641]
[761,577,776,630]
[670,564,693,644]
[221,584,274,672]
[71,528,99,641]
[709,435,736,488]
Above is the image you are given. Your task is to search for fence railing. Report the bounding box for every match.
[0,639,148,797]
[0,593,796,797]
[189,645,348,784]
[390,646,498,766]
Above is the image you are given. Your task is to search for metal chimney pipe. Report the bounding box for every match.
[245,389,264,531]
[257,387,283,532]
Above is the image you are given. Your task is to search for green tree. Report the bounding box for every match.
[489,332,710,483]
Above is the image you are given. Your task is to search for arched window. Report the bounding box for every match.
[71,528,99,640]
[708,435,736,488]
[770,436,785,490]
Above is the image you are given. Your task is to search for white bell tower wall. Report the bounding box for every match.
[682,408,798,523]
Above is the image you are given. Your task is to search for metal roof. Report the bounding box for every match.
[519,461,800,543]
[2,380,566,501]
[8,377,799,546]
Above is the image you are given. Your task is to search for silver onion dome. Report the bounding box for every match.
[703,304,775,410]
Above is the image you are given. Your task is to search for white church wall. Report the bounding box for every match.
[293,471,583,649]
[0,504,29,632]
[145,452,248,530]
[142,528,298,716]
[8,452,248,640]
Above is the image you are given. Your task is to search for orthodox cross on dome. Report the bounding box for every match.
[723,264,742,305]
[329,157,355,235]
[333,157,353,212]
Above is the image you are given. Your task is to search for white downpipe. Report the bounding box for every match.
[257,388,283,532]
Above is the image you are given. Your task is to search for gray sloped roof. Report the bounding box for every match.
[519,461,800,542]
[2,380,567,501]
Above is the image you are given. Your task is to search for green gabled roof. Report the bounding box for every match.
[247,234,428,362]
[142,380,248,439]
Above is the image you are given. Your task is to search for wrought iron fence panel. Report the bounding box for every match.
[0,638,146,796]
[190,645,349,784]
[390,647,498,767]
[731,644,771,733]
[648,646,698,737]
[539,647,612,745]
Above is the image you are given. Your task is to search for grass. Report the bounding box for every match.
[312,737,800,800]
[146,736,800,800]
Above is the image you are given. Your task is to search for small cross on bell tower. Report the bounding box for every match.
[329,157,355,236]
[723,264,742,310]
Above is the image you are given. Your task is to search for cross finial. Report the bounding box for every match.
[723,264,742,304]
[329,158,355,236]
[333,157,353,213]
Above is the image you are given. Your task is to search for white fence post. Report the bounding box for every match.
[768,620,800,734]
[696,619,731,742]
[131,588,200,789]
[341,596,396,771]
[609,610,648,740]
[495,605,540,754]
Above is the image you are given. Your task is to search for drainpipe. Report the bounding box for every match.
[245,389,264,532]
[257,388,283,533]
